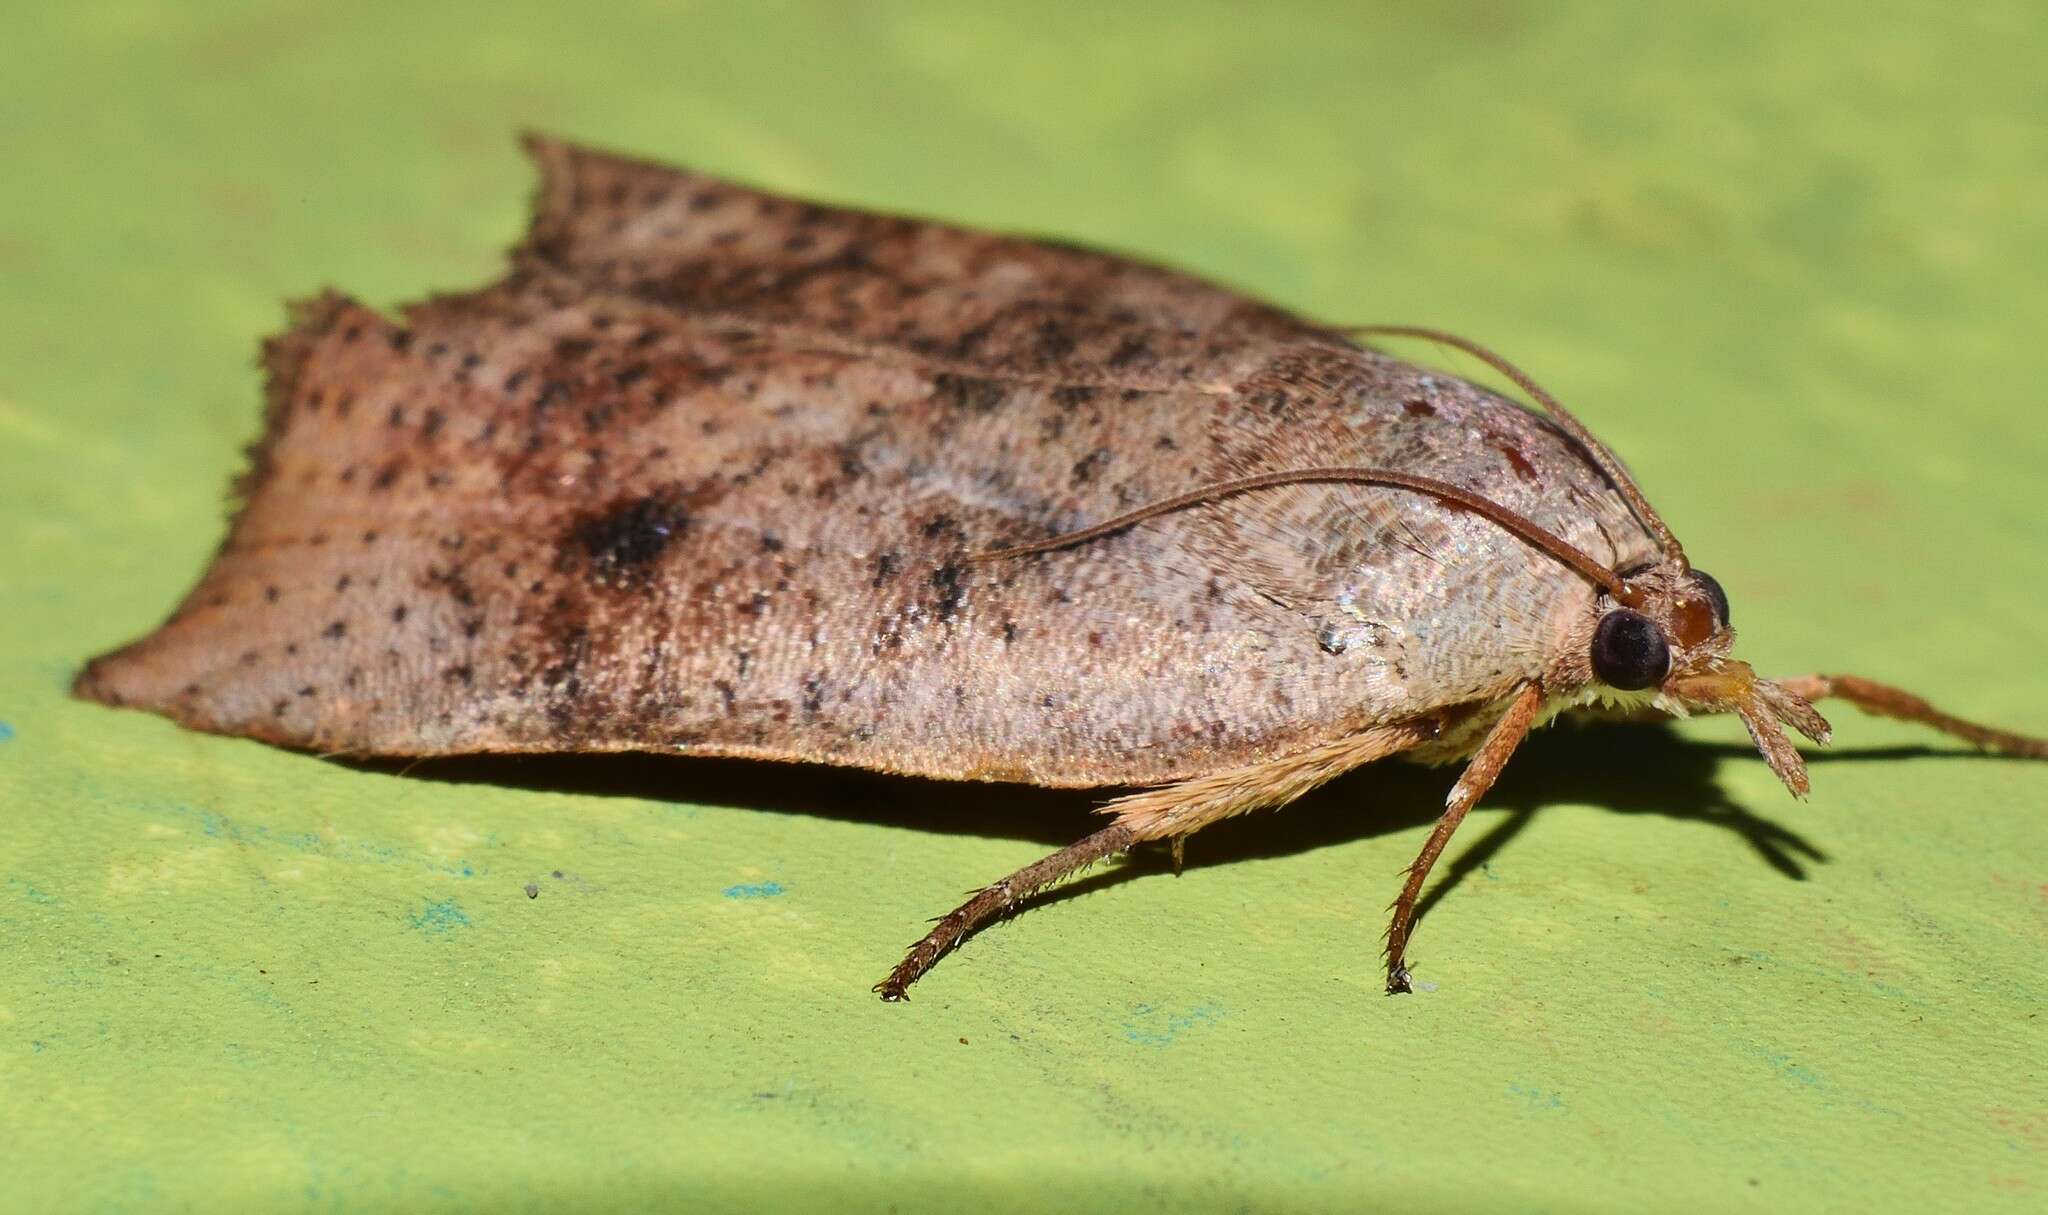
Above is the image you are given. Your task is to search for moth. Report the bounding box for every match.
[76,136,2048,998]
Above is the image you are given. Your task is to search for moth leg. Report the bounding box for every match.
[874,822,1136,1001]
[1385,683,1545,994]
[874,717,1443,1001]
[1774,673,2048,759]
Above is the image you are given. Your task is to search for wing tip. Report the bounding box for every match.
[71,650,128,706]
[512,133,731,270]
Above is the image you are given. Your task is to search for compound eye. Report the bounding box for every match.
[1690,569,1730,628]
[1591,609,1672,690]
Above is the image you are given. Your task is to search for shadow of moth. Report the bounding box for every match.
[75,136,2048,998]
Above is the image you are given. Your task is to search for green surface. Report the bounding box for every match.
[4,2,2046,1210]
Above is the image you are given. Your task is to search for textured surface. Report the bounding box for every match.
[4,2,2046,1211]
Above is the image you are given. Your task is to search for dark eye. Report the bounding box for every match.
[1690,569,1729,627]
[1591,609,1671,690]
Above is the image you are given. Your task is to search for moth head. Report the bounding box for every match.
[1578,559,1831,796]
[1587,561,1728,690]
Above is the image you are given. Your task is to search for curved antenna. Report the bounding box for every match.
[1345,325,1686,566]
[975,466,1639,603]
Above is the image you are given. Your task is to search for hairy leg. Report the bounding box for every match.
[873,717,1443,1000]
[873,822,1137,1001]
[1385,682,1544,994]
[1775,673,2048,758]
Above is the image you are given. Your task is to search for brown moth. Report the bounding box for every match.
[75,136,2048,998]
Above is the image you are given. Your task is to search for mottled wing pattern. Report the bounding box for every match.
[77,139,1656,786]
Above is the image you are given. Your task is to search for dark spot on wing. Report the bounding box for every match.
[569,493,692,588]
[1107,334,1153,368]
[931,562,965,622]
[1070,448,1111,486]
[930,373,1007,413]
[1495,442,1539,482]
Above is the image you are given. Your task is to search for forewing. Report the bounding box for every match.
[76,274,1397,784]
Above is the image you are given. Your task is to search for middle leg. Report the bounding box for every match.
[873,716,1445,1000]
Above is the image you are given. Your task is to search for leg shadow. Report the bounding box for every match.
[339,725,1990,981]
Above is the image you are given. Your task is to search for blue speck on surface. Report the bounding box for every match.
[0,721,15,743]
[8,879,55,905]
[722,882,785,899]
[1749,1046,1825,1089]
[1122,1002,1225,1047]
[1508,1082,1566,1112]
[407,899,472,934]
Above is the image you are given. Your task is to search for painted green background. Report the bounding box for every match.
[3,1,2045,1210]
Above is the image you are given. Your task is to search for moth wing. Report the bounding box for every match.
[515,134,1347,386]
[73,282,1367,783]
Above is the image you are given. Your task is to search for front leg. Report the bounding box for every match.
[1774,674,2048,758]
